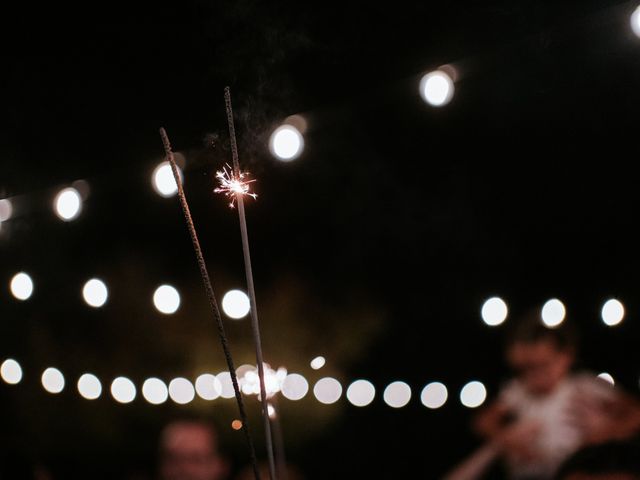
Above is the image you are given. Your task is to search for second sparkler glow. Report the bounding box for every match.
[214,164,257,208]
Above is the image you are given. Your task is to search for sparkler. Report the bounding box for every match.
[158,127,262,480]
[222,87,278,480]
[214,164,257,208]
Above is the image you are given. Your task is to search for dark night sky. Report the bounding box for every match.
[2,1,640,478]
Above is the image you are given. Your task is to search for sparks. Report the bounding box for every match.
[214,164,257,208]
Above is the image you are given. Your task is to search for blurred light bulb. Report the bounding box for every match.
[383,381,411,408]
[310,356,326,370]
[152,161,182,197]
[542,299,566,328]
[598,372,615,386]
[0,198,12,221]
[222,290,250,319]
[54,187,82,221]
[77,373,102,400]
[269,125,304,161]
[195,374,222,400]
[421,382,448,409]
[41,367,65,394]
[217,371,235,399]
[169,377,195,405]
[10,272,33,300]
[313,377,342,404]
[82,278,108,308]
[631,6,640,37]
[142,378,168,405]
[420,70,454,107]
[601,299,624,326]
[346,379,376,407]
[460,381,487,408]
[481,297,508,326]
[282,373,309,401]
[1,359,23,384]
[111,377,136,403]
[153,285,180,314]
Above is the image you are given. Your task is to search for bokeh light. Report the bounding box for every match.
[541,299,566,328]
[217,371,236,399]
[238,364,285,398]
[0,198,12,222]
[346,379,376,407]
[419,70,455,107]
[460,381,487,408]
[598,372,615,386]
[420,382,448,409]
[267,403,277,419]
[0,359,23,384]
[313,377,342,405]
[54,187,82,221]
[41,367,65,394]
[10,272,34,301]
[383,381,412,408]
[169,377,195,405]
[111,377,136,403]
[281,373,309,401]
[481,297,508,326]
[82,278,108,308]
[310,356,326,370]
[631,6,640,37]
[222,290,250,319]
[153,285,181,314]
[77,373,102,400]
[231,420,243,431]
[195,373,222,400]
[142,378,168,405]
[152,161,182,197]
[269,125,304,161]
[601,299,625,327]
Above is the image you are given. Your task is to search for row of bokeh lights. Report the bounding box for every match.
[0,357,491,409]
[0,74,435,225]
[481,297,626,328]
[0,122,306,229]
[3,7,640,225]
[7,272,251,319]
[7,273,629,328]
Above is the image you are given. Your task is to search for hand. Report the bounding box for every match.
[569,393,617,444]
[496,420,541,462]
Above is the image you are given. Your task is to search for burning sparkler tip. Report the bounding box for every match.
[214,164,257,208]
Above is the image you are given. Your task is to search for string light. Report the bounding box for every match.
[1,359,23,384]
[542,299,566,328]
[601,299,625,327]
[460,381,487,408]
[10,272,34,301]
[53,187,82,221]
[269,125,304,161]
[481,297,508,326]
[77,373,102,400]
[383,381,411,408]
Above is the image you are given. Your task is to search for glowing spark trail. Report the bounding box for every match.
[214,164,257,208]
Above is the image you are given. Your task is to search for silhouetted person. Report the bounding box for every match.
[446,309,640,480]
[158,420,229,480]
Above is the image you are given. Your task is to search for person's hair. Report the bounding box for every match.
[555,439,640,479]
[505,307,578,351]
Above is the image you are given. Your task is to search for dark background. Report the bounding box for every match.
[2,0,640,478]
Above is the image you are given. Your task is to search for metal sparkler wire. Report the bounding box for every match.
[223,87,278,480]
[158,127,262,480]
